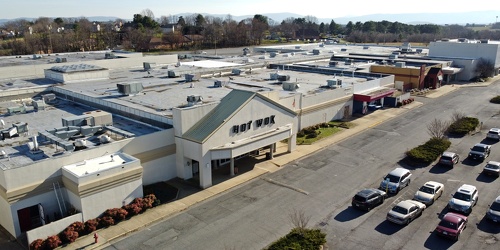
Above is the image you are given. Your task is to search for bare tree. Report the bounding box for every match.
[288,208,310,230]
[451,111,465,123]
[140,9,155,20]
[427,118,450,139]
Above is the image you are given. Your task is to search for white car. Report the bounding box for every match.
[487,128,500,141]
[386,200,426,225]
[483,161,500,177]
[414,181,444,206]
[448,184,478,215]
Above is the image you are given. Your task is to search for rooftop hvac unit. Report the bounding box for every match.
[232,68,242,75]
[282,82,300,91]
[270,52,279,57]
[416,48,423,54]
[74,138,87,147]
[143,62,156,71]
[392,51,401,55]
[55,57,67,63]
[389,54,398,59]
[395,62,406,68]
[340,48,347,51]
[32,100,46,110]
[1,127,18,139]
[7,106,26,115]
[42,93,57,104]
[295,46,301,49]
[312,49,321,55]
[185,73,200,82]
[270,72,279,80]
[480,39,489,44]
[99,135,111,143]
[62,115,92,127]
[13,122,28,134]
[117,82,144,96]
[105,52,117,59]
[327,79,343,88]
[363,46,369,49]
[214,80,222,87]
[168,70,180,78]
[277,74,290,82]
[187,95,203,103]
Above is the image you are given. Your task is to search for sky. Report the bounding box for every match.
[1,0,500,20]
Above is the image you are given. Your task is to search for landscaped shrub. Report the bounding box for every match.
[104,208,128,222]
[447,117,479,135]
[68,221,85,235]
[297,130,305,137]
[99,216,115,228]
[123,203,142,216]
[142,194,156,210]
[490,96,500,104]
[29,238,45,250]
[59,227,79,244]
[267,228,326,250]
[45,235,62,249]
[406,138,451,164]
[305,132,318,139]
[84,218,99,234]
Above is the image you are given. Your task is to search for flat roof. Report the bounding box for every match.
[63,153,130,177]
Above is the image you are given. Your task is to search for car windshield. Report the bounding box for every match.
[391,205,408,214]
[384,174,400,183]
[488,131,498,135]
[486,164,500,170]
[439,220,458,230]
[472,146,486,152]
[453,192,472,201]
[441,156,452,161]
[491,201,500,211]
[419,186,435,194]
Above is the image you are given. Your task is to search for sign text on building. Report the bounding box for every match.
[232,115,275,133]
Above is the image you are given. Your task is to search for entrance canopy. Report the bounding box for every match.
[353,87,395,102]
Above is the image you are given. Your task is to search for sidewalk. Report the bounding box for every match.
[67,102,426,250]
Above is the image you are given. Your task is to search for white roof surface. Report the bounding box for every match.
[180,60,243,68]
[63,153,128,177]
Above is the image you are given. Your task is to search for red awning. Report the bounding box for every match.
[354,88,395,102]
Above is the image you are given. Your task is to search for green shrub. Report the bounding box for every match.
[297,131,306,137]
[267,228,326,250]
[305,132,318,139]
[447,117,479,135]
[490,96,500,104]
[406,138,451,164]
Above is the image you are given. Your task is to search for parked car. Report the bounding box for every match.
[486,195,500,222]
[468,143,491,161]
[486,128,500,141]
[386,200,426,225]
[482,161,500,177]
[413,181,444,206]
[435,212,468,240]
[351,188,388,211]
[448,184,478,215]
[439,152,460,167]
[379,168,412,194]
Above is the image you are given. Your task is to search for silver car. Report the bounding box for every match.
[386,200,426,225]
[414,181,444,206]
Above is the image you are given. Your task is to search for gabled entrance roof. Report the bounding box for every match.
[182,89,295,143]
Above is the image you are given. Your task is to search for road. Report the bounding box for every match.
[104,81,500,250]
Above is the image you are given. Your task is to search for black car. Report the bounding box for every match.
[469,143,491,161]
[352,188,388,211]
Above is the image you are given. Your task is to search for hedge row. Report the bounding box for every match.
[266,228,326,250]
[406,138,451,164]
[447,117,479,136]
[30,194,159,250]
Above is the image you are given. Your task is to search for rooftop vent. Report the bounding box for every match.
[327,79,343,88]
[282,82,300,91]
[117,82,143,96]
[187,95,203,103]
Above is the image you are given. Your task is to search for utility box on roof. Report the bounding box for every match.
[62,115,92,127]
[83,110,113,126]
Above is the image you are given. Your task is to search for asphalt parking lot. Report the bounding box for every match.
[324,106,500,249]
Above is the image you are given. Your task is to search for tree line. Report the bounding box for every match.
[2,9,500,56]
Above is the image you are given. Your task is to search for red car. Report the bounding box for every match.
[435,212,468,240]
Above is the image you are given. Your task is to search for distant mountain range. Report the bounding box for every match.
[1,11,498,26]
